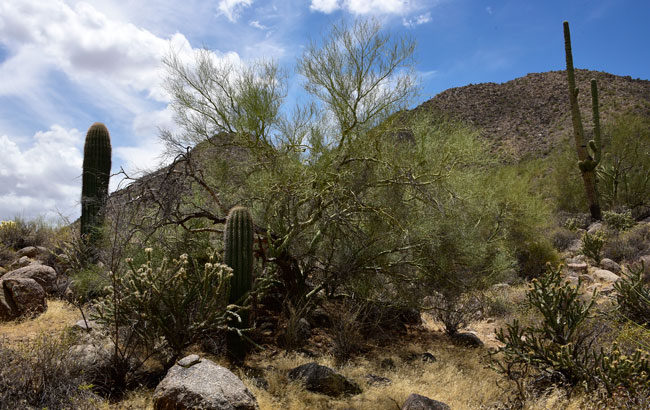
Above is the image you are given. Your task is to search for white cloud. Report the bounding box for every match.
[310,0,418,15]
[0,0,245,220]
[310,0,341,13]
[217,0,253,22]
[0,126,83,221]
[249,20,268,30]
[402,11,431,27]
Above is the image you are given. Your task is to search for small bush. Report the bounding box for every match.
[551,227,580,251]
[429,292,483,335]
[602,223,650,263]
[581,231,606,263]
[0,217,55,250]
[614,262,650,327]
[0,333,99,408]
[603,210,635,232]
[516,238,560,278]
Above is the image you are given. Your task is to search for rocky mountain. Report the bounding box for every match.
[411,69,650,160]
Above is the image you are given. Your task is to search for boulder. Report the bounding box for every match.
[587,222,604,234]
[153,355,259,410]
[407,352,437,363]
[566,263,588,275]
[401,393,450,410]
[288,362,361,397]
[365,374,392,386]
[592,269,620,283]
[0,278,47,320]
[2,264,57,294]
[16,246,49,260]
[599,258,621,273]
[451,332,484,348]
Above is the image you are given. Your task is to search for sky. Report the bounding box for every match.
[0,0,649,222]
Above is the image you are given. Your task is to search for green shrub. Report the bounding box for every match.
[602,223,650,263]
[429,292,483,335]
[614,262,650,327]
[516,238,560,278]
[603,209,636,232]
[551,227,581,251]
[581,231,606,263]
[0,216,55,250]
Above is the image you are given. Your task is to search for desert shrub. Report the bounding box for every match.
[599,113,650,213]
[549,142,589,213]
[581,231,606,263]
[602,223,650,263]
[429,292,483,335]
[516,238,560,278]
[602,209,635,232]
[614,262,650,326]
[330,300,367,363]
[0,216,55,250]
[551,227,580,251]
[492,264,650,398]
[0,333,99,409]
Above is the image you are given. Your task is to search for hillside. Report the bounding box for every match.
[412,69,650,159]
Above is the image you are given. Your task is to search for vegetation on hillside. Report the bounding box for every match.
[0,18,648,410]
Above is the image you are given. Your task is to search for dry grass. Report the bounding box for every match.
[0,299,78,342]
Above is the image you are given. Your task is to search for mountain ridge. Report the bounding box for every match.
[410,69,650,159]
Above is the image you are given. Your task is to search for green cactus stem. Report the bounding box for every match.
[81,122,112,244]
[564,21,602,220]
[224,205,254,361]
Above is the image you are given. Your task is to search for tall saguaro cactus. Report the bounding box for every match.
[563,21,602,220]
[81,122,112,244]
[224,205,254,360]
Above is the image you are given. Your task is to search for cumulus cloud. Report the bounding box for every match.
[310,0,341,13]
[217,0,253,22]
[0,126,83,221]
[0,0,243,220]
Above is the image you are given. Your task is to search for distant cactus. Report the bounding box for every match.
[81,122,112,243]
[224,205,254,360]
[563,21,602,220]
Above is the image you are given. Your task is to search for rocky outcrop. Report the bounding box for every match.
[153,355,259,410]
[401,393,450,410]
[288,362,361,397]
[0,277,47,320]
[2,264,58,294]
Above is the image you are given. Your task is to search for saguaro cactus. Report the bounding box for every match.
[81,122,112,243]
[563,21,602,220]
[224,205,254,360]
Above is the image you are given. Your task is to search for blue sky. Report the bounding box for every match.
[0,0,648,221]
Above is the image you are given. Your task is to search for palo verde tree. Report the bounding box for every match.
[157,18,542,307]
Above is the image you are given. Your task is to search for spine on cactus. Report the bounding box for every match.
[81,122,112,242]
[563,21,602,220]
[224,206,254,306]
[224,206,254,361]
